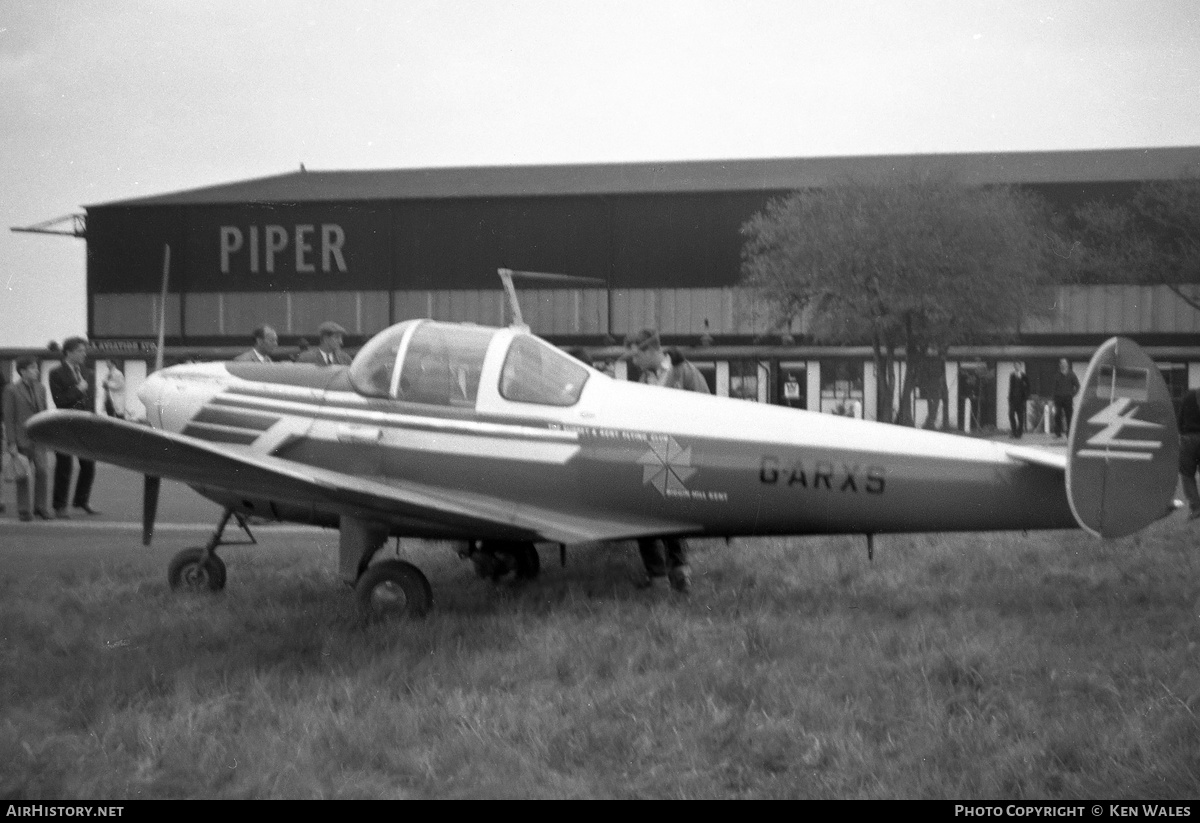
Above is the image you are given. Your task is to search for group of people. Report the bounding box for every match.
[0,319,354,522]
[2,337,107,521]
[1006,358,1081,439]
[231,321,352,366]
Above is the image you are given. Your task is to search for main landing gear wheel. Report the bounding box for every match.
[469,541,540,582]
[355,560,433,619]
[511,543,540,580]
[167,548,228,592]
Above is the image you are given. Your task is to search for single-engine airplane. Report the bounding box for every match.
[26,309,1181,619]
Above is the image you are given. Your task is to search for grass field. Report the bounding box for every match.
[2,488,1199,799]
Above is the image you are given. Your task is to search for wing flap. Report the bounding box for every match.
[25,410,680,544]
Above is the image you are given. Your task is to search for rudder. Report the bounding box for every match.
[1066,337,1181,537]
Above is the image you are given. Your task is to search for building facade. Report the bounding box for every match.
[7,147,1199,428]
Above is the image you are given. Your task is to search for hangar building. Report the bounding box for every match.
[19,147,1200,428]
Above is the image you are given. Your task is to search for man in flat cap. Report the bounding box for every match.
[296,321,352,366]
[623,327,710,594]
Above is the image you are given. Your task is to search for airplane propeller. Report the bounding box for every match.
[142,474,161,546]
[142,243,170,546]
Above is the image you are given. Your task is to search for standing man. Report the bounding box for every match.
[1178,387,1200,521]
[1051,358,1081,439]
[3,357,52,521]
[625,328,711,594]
[1007,362,1030,439]
[232,325,278,363]
[296,321,352,366]
[0,366,6,514]
[49,337,99,517]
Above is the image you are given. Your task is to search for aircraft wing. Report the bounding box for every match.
[25,410,681,545]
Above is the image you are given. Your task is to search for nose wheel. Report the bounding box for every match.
[168,547,228,592]
[165,507,253,594]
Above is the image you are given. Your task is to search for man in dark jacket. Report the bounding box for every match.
[1178,388,1200,520]
[1051,358,1081,438]
[232,325,278,363]
[48,337,99,517]
[4,356,52,520]
[1007,362,1031,438]
[623,328,710,594]
[295,322,352,366]
[0,367,6,514]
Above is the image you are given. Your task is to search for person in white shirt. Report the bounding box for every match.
[102,360,127,418]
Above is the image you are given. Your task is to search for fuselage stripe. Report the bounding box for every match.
[193,405,281,431]
[209,390,580,444]
[181,422,262,446]
[221,385,558,429]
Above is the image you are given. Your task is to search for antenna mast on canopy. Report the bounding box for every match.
[496,268,607,331]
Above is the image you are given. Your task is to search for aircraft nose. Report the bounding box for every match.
[138,370,166,427]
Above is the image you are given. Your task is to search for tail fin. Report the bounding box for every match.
[1066,337,1181,537]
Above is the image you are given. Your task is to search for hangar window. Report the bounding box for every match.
[500,335,589,406]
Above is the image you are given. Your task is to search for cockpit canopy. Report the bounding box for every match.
[349,320,589,408]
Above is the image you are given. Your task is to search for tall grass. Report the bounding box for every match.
[2,520,1198,799]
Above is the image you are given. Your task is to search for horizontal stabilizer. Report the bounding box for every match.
[1004,445,1067,471]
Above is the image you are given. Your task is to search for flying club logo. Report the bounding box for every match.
[1077,397,1164,461]
[639,436,697,496]
[637,436,729,502]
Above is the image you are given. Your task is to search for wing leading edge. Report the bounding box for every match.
[25,410,687,545]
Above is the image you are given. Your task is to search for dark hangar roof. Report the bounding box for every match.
[91,146,1200,208]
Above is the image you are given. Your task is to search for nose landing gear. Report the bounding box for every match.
[166,508,255,593]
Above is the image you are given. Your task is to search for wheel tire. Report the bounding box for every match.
[167,548,227,592]
[355,560,432,619]
[478,540,540,582]
[512,542,540,580]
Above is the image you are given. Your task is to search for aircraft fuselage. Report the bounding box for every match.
[138,355,1076,542]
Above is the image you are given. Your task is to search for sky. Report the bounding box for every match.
[2,0,1199,348]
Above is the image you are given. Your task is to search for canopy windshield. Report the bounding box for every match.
[350,320,495,407]
[350,320,588,408]
[499,334,589,406]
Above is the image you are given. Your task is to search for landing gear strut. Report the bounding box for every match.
[166,508,255,593]
[339,517,434,620]
[167,547,227,592]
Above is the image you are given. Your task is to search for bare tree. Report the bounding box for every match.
[741,175,1055,425]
